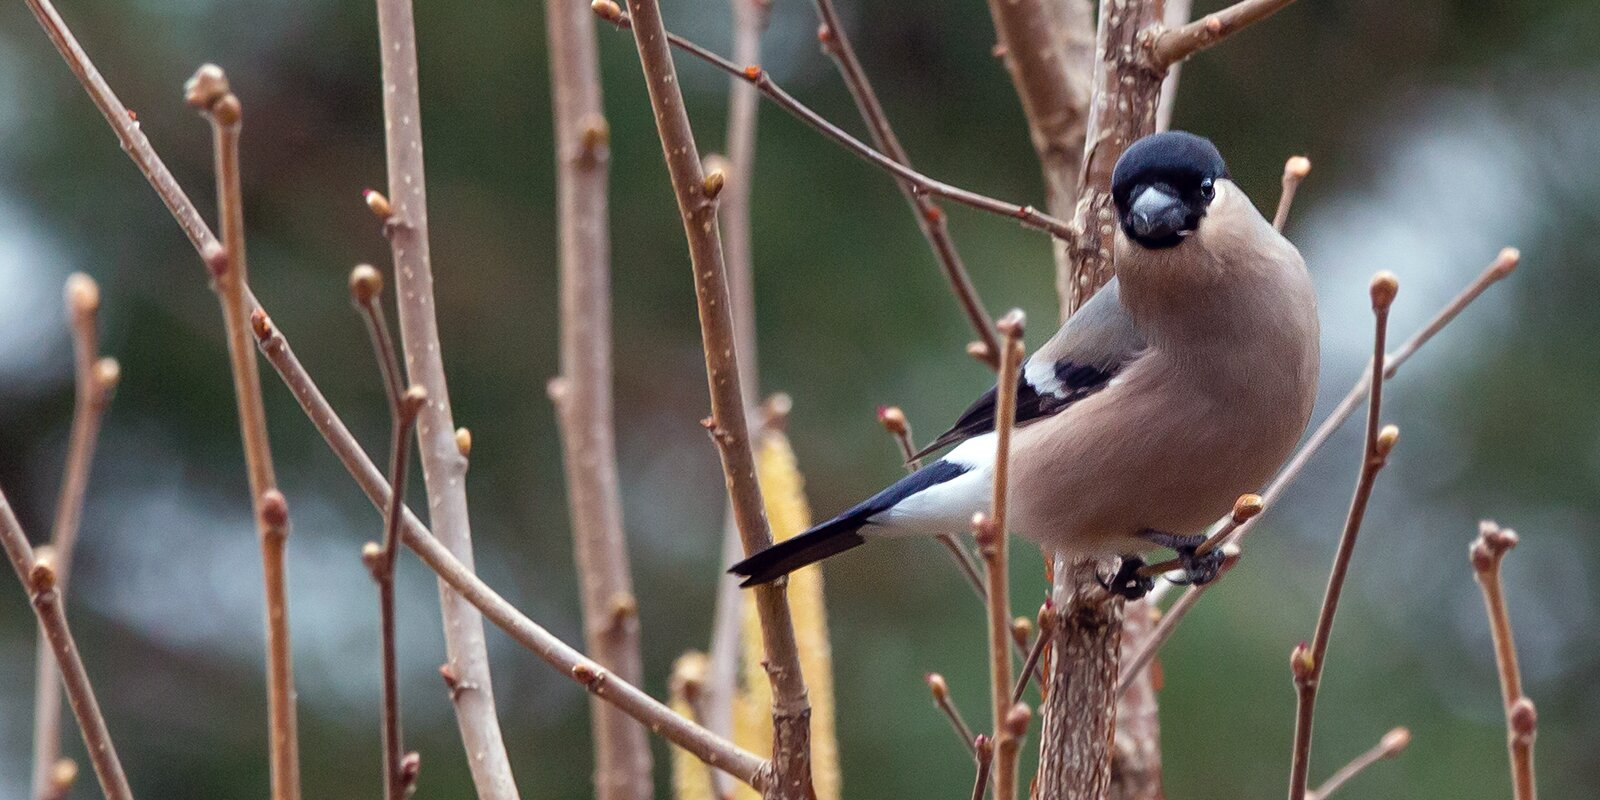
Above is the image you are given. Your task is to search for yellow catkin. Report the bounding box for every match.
[668,652,715,800]
[732,428,841,800]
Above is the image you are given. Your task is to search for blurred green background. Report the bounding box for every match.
[1,0,1597,796]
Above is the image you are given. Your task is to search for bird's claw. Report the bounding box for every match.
[1169,546,1227,586]
[1102,556,1155,600]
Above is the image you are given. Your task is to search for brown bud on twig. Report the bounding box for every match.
[259,489,290,529]
[1369,271,1400,311]
[399,751,421,794]
[1510,698,1537,738]
[202,241,229,279]
[591,0,623,22]
[966,341,994,364]
[65,273,100,318]
[1379,726,1412,758]
[183,64,230,110]
[1291,641,1315,682]
[1232,493,1265,523]
[439,663,459,691]
[209,93,241,126]
[29,557,57,594]
[1010,616,1032,649]
[1285,156,1312,180]
[400,385,429,420]
[926,672,950,701]
[1003,702,1032,737]
[49,758,78,794]
[972,512,999,553]
[349,264,384,304]
[94,357,121,394]
[454,427,473,457]
[250,308,273,341]
[608,592,638,630]
[572,662,608,691]
[364,189,393,221]
[877,406,909,436]
[580,114,610,153]
[1375,424,1400,458]
[1491,247,1521,278]
[762,393,793,431]
[361,541,383,573]
[996,308,1026,339]
[702,167,726,199]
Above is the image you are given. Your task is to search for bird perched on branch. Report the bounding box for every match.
[731,131,1320,599]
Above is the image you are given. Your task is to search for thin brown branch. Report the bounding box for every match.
[1116,544,1239,694]
[1288,272,1402,800]
[1136,493,1262,578]
[1308,727,1410,800]
[1154,0,1193,132]
[371,0,520,793]
[983,0,1095,310]
[32,274,118,800]
[352,265,424,800]
[183,66,300,800]
[592,1,1076,244]
[978,310,1025,800]
[810,0,1001,366]
[617,0,811,793]
[1011,604,1056,705]
[2,491,133,800]
[1471,522,1537,800]
[1274,156,1312,232]
[250,315,773,789]
[926,673,979,755]
[971,735,995,800]
[1118,248,1520,679]
[21,3,521,785]
[545,0,653,792]
[1147,0,1302,68]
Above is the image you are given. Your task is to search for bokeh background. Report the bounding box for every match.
[1,0,1597,796]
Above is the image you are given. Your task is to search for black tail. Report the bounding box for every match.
[728,513,869,587]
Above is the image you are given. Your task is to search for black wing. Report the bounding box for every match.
[908,361,1119,461]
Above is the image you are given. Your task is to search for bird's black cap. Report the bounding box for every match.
[1111,131,1230,248]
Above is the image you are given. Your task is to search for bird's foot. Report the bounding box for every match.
[1169,546,1227,587]
[1102,556,1155,600]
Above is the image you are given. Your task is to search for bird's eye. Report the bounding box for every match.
[1199,180,1215,200]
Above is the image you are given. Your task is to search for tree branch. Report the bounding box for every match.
[977,310,1025,799]
[1037,554,1122,800]
[1308,727,1410,800]
[592,1,1076,243]
[32,274,118,800]
[250,315,773,789]
[183,66,300,800]
[2,490,133,800]
[1147,0,1302,69]
[810,0,1001,366]
[1471,522,1537,800]
[1274,156,1312,232]
[1153,0,1193,133]
[983,0,1095,313]
[370,0,521,794]
[545,0,653,792]
[1288,272,1401,800]
[616,0,811,792]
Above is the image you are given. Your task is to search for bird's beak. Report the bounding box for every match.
[1128,185,1188,241]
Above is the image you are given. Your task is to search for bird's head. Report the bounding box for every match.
[1111,131,1229,250]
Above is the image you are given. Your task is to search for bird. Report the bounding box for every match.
[730,131,1320,599]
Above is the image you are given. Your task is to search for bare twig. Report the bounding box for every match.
[1011,604,1056,705]
[1308,727,1411,800]
[1118,249,1520,680]
[978,310,1025,800]
[617,0,811,793]
[997,702,1032,796]
[20,4,520,786]
[351,265,423,800]
[371,0,520,793]
[1288,272,1402,800]
[592,1,1077,243]
[1148,0,1302,68]
[2,491,133,800]
[1274,156,1312,232]
[926,673,978,754]
[810,0,1000,365]
[1117,544,1240,694]
[1136,493,1262,578]
[251,315,772,788]
[1154,0,1193,132]
[183,66,300,800]
[32,274,118,800]
[1471,522,1537,800]
[970,735,995,800]
[983,0,1094,308]
[545,0,652,792]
